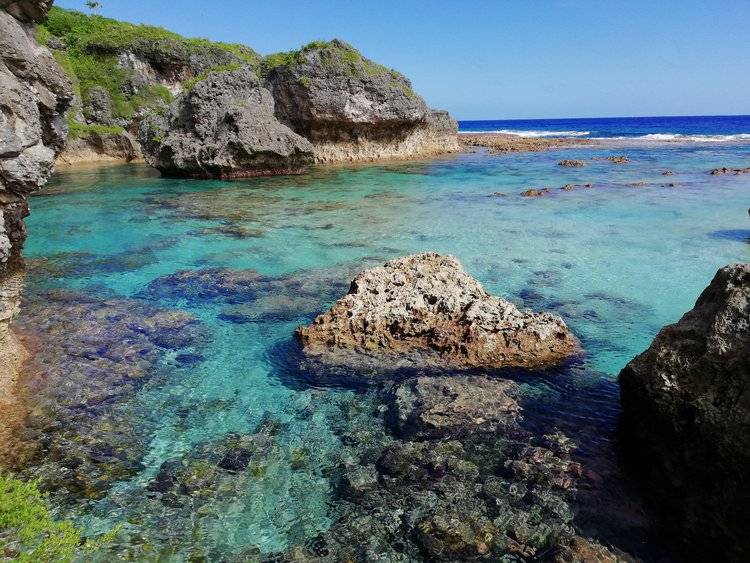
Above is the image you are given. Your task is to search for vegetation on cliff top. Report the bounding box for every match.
[0,472,116,561]
[260,40,416,97]
[37,7,259,129]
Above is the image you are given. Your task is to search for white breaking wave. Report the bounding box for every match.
[590,133,750,142]
[463,129,592,138]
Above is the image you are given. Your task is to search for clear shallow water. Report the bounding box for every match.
[18,142,750,559]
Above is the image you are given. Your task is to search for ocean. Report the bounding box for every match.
[459,114,750,142]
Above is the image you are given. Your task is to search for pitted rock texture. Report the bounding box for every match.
[0,0,72,277]
[296,253,579,370]
[619,263,750,561]
[266,39,459,162]
[389,376,522,439]
[139,66,314,178]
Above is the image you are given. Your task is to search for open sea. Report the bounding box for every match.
[11,115,750,560]
[459,114,750,142]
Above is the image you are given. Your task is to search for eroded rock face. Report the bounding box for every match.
[266,40,459,162]
[388,376,522,439]
[619,263,750,561]
[296,253,579,370]
[0,0,72,276]
[139,66,314,178]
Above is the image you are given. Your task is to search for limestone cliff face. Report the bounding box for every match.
[139,67,314,179]
[0,0,72,276]
[266,40,459,163]
[0,0,70,401]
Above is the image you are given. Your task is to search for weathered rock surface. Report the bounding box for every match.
[266,40,459,163]
[296,253,579,370]
[388,375,522,439]
[139,66,314,178]
[0,0,72,276]
[619,263,750,561]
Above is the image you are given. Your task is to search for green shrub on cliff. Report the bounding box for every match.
[0,472,117,561]
[37,7,259,125]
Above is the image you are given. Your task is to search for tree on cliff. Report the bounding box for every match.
[85,1,102,15]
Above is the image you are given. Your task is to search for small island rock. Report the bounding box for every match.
[296,253,579,370]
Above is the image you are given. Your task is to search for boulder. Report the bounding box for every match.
[388,375,522,439]
[619,263,750,561]
[139,66,314,178]
[296,253,579,370]
[265,39,459,162]
[558,159,585,167]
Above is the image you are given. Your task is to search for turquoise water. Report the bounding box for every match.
[18,142,750,559]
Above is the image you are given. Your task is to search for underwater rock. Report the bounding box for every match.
[297,253,578,372]
[619,263,750,561]
[558,159,585,167]
[388,376,521,439]
[139,66,314,178]
[141,267,268,303]
[592,156,629,164]
[11,290,208,501]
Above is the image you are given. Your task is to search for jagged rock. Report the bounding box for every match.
[265,39,458,162]
[139,66,314,178]
[0,0,72,278]
[619,263,750,561]
[710,166,750,176]
[388,376,521,439]
[83,86,114,125]
[0,0,52,23]
[558,159,585,167]
[296,253,579,371]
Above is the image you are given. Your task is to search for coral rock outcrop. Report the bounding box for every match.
[296,253,579,370]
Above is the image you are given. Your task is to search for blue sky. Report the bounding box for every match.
[56,0,750,120]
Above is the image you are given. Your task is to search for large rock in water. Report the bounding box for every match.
[619,263,750,561]
[296,253,579,370]
[0,0,72,274]
[139,66,314,178]
[265,39,460,162]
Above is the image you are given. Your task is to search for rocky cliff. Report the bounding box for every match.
[619,264,750,561]
[0,0,71,411]
[265,40,459,163]
[36,6,260,165]
[139,67,313,178]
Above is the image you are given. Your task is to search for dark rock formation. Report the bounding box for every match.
[0,0,72,276]
[558,159,585,167]
[619,263,750,561]
[296,253,579,371]
[388,375,521,439]
[710,166,750,176]
[139,66,314,178]
[265,39,459,163]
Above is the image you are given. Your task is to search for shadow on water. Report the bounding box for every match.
[709,229,750,243]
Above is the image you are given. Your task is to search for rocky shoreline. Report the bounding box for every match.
[459,133,594,154]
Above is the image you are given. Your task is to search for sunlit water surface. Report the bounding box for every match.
[19,143,750,559]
